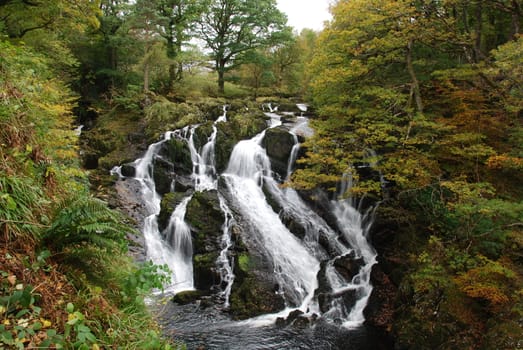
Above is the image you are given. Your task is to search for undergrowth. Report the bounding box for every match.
[0,40,177,349]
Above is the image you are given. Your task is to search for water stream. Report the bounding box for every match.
[114,105,379,349]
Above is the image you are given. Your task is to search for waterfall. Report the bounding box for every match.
[187,125,218,191]
[162,196,194,292]
[223,128,320,313]
[217,195,235,307]
[116,104,378,339]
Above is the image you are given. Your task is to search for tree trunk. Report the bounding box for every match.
[217,60,225,94]
[512,0,521,36]
[406,39,423,113]
[144,61,150,93]
[166,35,176,92]
[474,0,485,62]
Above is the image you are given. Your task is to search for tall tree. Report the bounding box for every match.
[197,0,289,93]
[156,0,204,90]
[126,0,166,92]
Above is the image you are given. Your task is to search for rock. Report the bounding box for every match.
[228,274,285,319]
[197,100,226,121]
[83,152,99,169]
[333,251,365,281]
[172,175,192,193]
[120,163,136,177]
[262,127,296,180]
[186,190,224,254]
[277,103,303,114]
[185,190,225,291]
[152,155,174,196]
[159,138,193,175]
[279,210,306,239]
[276,309,304,327]
[314,259,359,313]
[193,122,215,150]
[224,219,286,319]
[172,290,204,304]
[363,265,396,331]
[193,252,220,291]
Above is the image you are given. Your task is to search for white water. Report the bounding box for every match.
[117,104,377,331]
[128,107,234,296]
[217,195,235,307]
[162,196,194,292]
[223,132,320,311]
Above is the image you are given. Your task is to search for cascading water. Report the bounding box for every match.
[222,127,320,313]
[162,196,194,292]
[114,104,382,349]
[216,194,235,307]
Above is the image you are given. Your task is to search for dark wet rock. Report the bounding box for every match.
[172,290,204,305]
[113,178,149,262]
[262,127,296,180]
[277,103,303,114]
[160,137,193,174]
[225,218,285,319]
[172,175,193,193]
[228,273,285,319]
[196,100,226,121]
[193,122,214,150]
[279,210,306,239]
[363,265,396,332]
[333,251,365,281]
[193,252,220,291]
[120,163,136,177]
[152,156,174,196]
[276,309,304,327]
[314,259,359,314]
[186,190,224,254]
[83,153,99,169]
[185,190,225,291]
[214,110,268,173]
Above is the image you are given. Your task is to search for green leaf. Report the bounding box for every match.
[66,302,74,313]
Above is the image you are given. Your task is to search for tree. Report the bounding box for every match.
[126,0,166,92]
[197,0,289,93]
[156,0,204,90]
[0,0,100,39]
[236,49,274,97]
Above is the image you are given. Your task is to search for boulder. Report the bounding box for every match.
[333,251,365,281]
[185,190,225,291]
[120,163,136,177]
[193,252,220,291]
[214,111,268,173]
[159,138,192,175]
[262,127,296,180]
[172,290,204,305]
[152,155,174,196]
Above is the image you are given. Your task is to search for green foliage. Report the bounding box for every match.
[121,262,171,305]
[0,175,46,240]
[197,0,290,92]
[43,196,130,254]
[0,275,44,349]
[145,97,205,138]
[238,254,251,273]
[489,35,523,115]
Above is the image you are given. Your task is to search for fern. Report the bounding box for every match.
[0,175,46,241]
[43,196,133,253]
